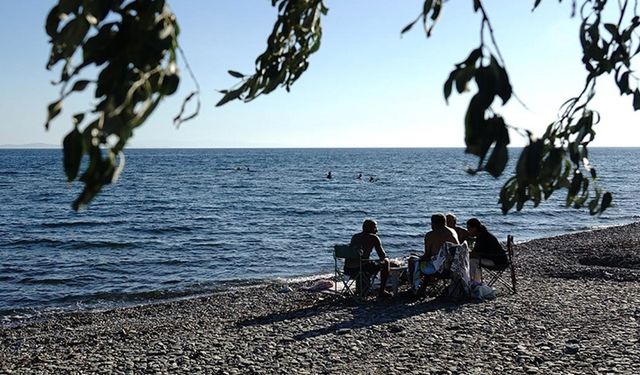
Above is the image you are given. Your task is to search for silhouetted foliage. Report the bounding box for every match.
[45,0,199,210]
[46,0,636,214]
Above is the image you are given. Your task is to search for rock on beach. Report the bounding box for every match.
[1,223,640,374]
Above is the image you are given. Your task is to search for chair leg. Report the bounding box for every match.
[356,276,369,299]
[416,277,429,298]
[510,264,517,294]
[417,276,448,299]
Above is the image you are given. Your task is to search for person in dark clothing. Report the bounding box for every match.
[466,218,507,282]
[346,219,392,297]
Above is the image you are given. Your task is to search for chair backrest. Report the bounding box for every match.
[334,244,362,260]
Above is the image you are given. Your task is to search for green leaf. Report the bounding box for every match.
[633,90,640,110]
[83,0,112,24]
[45,100,63,130]
[491,57,512,104]
[516,186,527,211]
[63,127,84,182]
[464,48,483,66]
[216,87,243,107]
[541,147,564,181]
[568,142,580,164]
[430,1,441,21]
[308,37,321,54]
[499,178,518,214]
[532,0,542,10]
[71,80,91,92]
[161,73,180,95]
[485,144,508,178]
[58,0,81,14]
[45,6,61,37]
[443,69,457,103]
[474,66,497,103]
[604,23,618,37]
[531,184,542,207]
[228,70,245,78]
[401,20,416,35]
[455,65,475,94]
[566,170,583,206]
[521,139,544,184]
[423,0,434,22]
[573,178,590,208]
[464,94,489,157]
[600,192,613,212]
[588,197,599,214]
[617,71,630,95]
[484,117,510,177]
[59,17,90,51]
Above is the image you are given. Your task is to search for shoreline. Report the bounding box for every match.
[2,221,638,327]
[2,222,639,373]
[0,273,336,328]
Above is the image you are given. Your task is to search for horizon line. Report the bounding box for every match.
[2,145,640,150]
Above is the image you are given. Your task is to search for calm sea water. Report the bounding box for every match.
[1,148,639,319]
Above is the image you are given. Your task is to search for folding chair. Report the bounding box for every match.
[417,271,452,298]
[414,245,468,300]
[479,235,517,293]
[333,244,377,300]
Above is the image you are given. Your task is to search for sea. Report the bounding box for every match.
[1,148,639,321]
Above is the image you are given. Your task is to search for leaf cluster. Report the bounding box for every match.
[575,0,640,108]
[428,0,628,215]
[444,49,512,179]
[216,0,328,106]
[401,0,443,37]
[43,0,636,215]
[45,0,188,210]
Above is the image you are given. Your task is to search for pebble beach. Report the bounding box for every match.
[1,223,639,374]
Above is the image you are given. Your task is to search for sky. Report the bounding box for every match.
[0,0,638,148]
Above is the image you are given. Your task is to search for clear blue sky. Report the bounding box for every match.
[0,0,637,148]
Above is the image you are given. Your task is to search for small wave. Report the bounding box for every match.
[41,221,105,228]
[68,240,133,250]
[190,241,225,249]
[160,279,182,285]
[155,259,191,266]
[138,226,194,235]
[18,277,75,285]
[285,208,369,216]
[50,287,217,306]
[10,238,64,246]
[275,273,334,284]
[0,267,24,273]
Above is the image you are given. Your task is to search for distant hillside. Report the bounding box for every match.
[0,143,59,149]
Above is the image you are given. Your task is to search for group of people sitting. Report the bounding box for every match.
[345,214,508,298]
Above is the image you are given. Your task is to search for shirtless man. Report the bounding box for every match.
[347,219,392,297]
[411,214,460,295]
[446,213,470,244]
[424,213,459,259]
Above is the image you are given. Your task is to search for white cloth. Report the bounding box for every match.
[411,241,472,296]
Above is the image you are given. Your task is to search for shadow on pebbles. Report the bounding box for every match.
[1,223,640,374]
